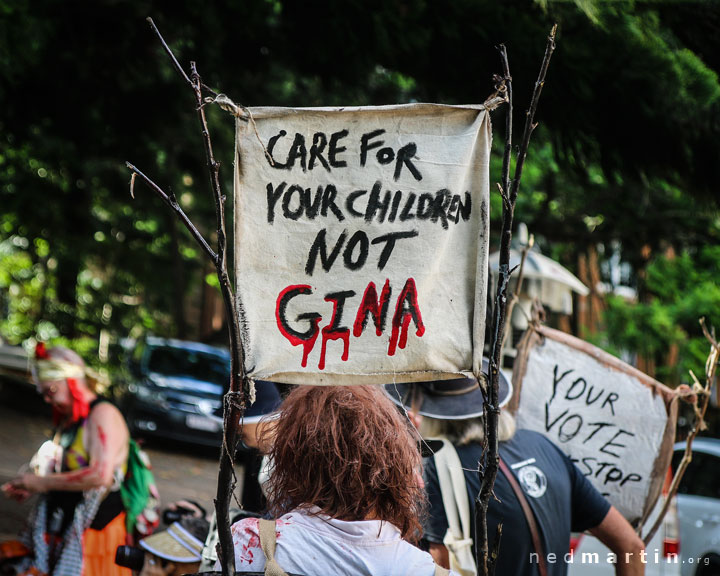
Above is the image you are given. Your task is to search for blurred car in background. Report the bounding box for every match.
[569,437,720,576]
[568,480,681,576]
[114,336,229,448]
[671,438,720,576]
[0,337,32,390]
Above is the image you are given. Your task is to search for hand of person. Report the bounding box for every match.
[4,473,45,496]
[165,499,206,519]
[1,480,31,502]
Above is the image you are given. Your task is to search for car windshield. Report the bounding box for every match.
[146,346,229,386]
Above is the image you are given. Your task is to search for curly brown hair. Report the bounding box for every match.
[261,385,425,540]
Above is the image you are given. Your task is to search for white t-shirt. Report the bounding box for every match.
[223,507,450,576]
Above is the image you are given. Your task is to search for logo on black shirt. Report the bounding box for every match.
[517,465,547,498]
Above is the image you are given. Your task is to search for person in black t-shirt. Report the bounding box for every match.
[385,363,645,576]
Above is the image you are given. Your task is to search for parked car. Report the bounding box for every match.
[671,438,720,576]
[568,484,681,576]
[114,337,230,448]
[0,337,32,389]
[569,438,720,576]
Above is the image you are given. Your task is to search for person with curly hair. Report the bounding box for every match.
[225,384,454,575]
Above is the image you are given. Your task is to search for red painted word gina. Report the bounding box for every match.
[275,278,425,370]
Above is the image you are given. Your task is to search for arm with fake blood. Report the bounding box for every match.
[5,403,129,494]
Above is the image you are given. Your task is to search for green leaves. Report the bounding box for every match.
[601,246,720,384]
[1,0,719,382]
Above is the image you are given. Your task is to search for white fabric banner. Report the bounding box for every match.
[511,326,678,524]
[234,104,492,385]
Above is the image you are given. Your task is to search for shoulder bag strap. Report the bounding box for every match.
[259,518,289,576]
[433,438,476,576]
[433,438,473,542]
[498,458,547,576]
[434,565,451,576]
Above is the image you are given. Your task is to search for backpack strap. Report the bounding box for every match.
[259,518,289,576]
[432,438,476,575]
[498,458,547,576]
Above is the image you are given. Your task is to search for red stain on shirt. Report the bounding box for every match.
[237,518,261,565]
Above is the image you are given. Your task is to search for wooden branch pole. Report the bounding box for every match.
[499,235,534,354]
[643,318,719,544]
[126,18,249,576]
[476,26,556,576]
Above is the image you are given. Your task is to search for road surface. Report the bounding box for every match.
[0,384,235,541]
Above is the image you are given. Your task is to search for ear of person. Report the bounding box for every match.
[408,409,423,430]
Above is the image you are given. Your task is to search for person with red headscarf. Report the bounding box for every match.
[2,344,131,576]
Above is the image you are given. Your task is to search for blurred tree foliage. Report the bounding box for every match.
[0,0,718,380]
[602,246,720,383]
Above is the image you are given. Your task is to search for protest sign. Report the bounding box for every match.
[509,325,678,525]
[234,104,491,385]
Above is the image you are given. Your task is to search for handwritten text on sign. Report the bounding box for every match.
[234,105,491,384]
[516,337,670,522]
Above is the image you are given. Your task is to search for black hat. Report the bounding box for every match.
[384,358,512,420]
[212,380,282,423]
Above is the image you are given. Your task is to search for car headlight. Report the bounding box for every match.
[198,399,222,415]
[133,383,168,407]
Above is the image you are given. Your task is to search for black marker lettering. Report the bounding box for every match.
[447,195,460,223]
[305,229,346,276]
[329,129,349,168]
[388,190,403,222]
[579,457,595,477]
[360,129,385,166]
[457,192,472,222]
[343,231,369,271]
[565,378,587,401]
[620,474,642,487]
[281,184,305,220]
[558,414,583,443]
[585,385,604,406]
[430,189,451,229]
[550,365,574,405]
[604,468,623,485]
[601,392,619,416]
[583,422,614,444]
[416,193,434,220]
[267,130,288,169]
[353,280,392,337]
[377,147,395,164]
[308,132,330,171]
[399,193,417,221]
[600,430,635,458]
[323,290,356,331]
[371,230,419,270]
[365,182,391,223]
[346,189,367,218]
[393,142,423,181]
[545,402,568,432]
[303,186,324,219]
[285,133,307,171]
[321,184,345,221]
[266,182,286,223]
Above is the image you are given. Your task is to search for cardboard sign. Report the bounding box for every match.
[510,325,678,525]
[234,104,491,385]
